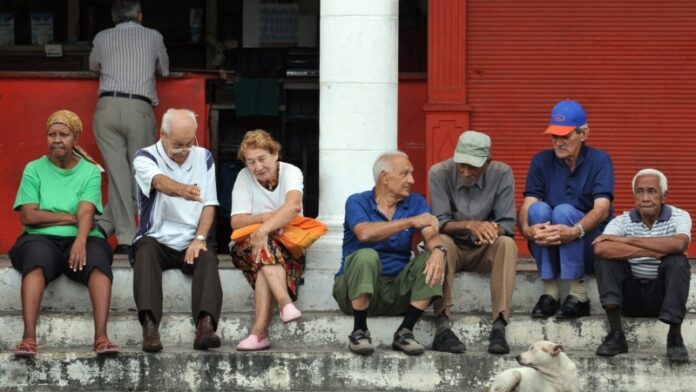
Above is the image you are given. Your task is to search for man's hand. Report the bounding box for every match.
[423,250,446,288]
[185,239,207,264]
[410,213,439,232]
[68,237,87,271]
[593,234,624,245]
[468,221,498,246]
[179,183,202,202]
[527,222,561,246]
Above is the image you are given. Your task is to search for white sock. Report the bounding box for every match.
[543,279,560,301]
[569,279,588,302]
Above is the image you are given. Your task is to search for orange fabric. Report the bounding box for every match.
[231,216,327,259]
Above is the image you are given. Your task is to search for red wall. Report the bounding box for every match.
[0,73,209,252]
[397,75,428,196]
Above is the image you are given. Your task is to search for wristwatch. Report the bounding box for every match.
[195,234,206,242]
[433,244,448,257]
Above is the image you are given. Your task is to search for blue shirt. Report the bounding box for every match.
[337,189,430,277]
[524,145,614,221]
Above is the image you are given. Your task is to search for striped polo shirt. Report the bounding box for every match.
[133,141,219,251]
[602,204,692,279]
[89,21,169,105]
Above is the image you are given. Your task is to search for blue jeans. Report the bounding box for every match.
[527,202,602,280]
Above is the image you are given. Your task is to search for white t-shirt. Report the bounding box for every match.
[230,161,303,216]
[133,141,219,251]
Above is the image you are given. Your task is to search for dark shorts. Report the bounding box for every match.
[9,233,113,285]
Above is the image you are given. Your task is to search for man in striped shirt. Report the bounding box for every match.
[593,168,691,362]
[90,0,169,255]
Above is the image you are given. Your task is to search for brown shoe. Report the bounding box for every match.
[142,312,163,353]
[194,314,221,351]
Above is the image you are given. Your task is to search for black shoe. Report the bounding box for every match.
[487,328,510,354]
[432,328,466,353]
[531,294,559,318]
[667,335,690,363]
[114,244,132,255]
[555,295,590,319]
[596,330,628,357]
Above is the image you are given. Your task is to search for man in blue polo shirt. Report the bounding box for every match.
[519,100,615,319]
[333,151,447,356]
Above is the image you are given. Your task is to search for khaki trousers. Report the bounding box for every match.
[94,96,156,245]
[434,234,518,322]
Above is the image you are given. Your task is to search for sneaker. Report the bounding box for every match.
[392,328,425,356]
[348,329,374,356]
[531,294,560,318]
[487,328,510,354]
[555,295,590,319]
[596,330,628,357]
[667,335,689,363]
[432,328,466,353]
[279,303,302,323]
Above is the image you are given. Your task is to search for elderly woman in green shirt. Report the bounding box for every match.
[10,110,118,357]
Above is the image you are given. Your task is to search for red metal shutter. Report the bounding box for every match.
[466,0,696,254]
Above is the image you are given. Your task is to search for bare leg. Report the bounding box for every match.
[352,294,370,311]
[249,272,274,337]
[410,298,431,311]
[87,269,112,338]
[21,268,46,339]
[259,264,292,308]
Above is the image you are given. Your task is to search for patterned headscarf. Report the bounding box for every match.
[45,110,100,168]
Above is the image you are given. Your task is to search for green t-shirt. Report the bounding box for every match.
[14,156,105,238]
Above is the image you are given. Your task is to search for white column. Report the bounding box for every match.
[307,0,399,269]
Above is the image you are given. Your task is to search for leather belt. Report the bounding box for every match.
[99,91,152,105]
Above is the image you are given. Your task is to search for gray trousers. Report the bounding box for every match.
[94,96,156,245]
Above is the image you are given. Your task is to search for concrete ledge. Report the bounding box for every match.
[4,261,696,315]
[1,312,693,354]
[1,348,694,391]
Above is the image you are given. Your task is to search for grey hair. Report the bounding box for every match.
[575,123,589,134]
[161,109,198,135]
[112,0,141,24]
[372,151,409,183]
[632,168,668,195]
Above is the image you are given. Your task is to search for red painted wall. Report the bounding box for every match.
[397,75,428,196]
[0,73,209,252]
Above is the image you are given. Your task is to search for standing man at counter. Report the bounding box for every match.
[90,0,169,254]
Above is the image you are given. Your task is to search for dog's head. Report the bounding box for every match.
[515,340,565,369]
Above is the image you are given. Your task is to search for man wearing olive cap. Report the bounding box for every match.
[519,100,615,320]
[428,130,518,354]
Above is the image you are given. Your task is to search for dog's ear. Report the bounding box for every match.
[551,344,564,356]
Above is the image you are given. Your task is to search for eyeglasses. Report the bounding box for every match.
[167,135,199,154]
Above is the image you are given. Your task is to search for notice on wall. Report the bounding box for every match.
[44,43,62,58]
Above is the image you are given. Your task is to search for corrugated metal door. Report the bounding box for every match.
[466,0,696,254]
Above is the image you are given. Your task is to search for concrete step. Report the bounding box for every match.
[1,348,693,391]
[4,257,696,315]
[1,311,693,353]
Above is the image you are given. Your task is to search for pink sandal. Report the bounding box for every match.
[15,338,37,357]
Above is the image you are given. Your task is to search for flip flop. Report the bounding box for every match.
[94,336,119,355]
[15,338,37,357]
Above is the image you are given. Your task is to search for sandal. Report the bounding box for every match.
[94,336,119,355]
[15,338,37,357]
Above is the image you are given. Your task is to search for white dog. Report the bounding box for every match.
[487,340,579,392]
